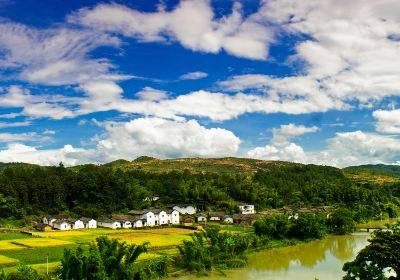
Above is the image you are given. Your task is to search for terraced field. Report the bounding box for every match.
[0,227,197,273]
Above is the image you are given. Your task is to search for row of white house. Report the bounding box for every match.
[42,208,180,231]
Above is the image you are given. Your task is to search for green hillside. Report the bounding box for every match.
[343,164,400,186]
[345,164,400,176]
[103,156,298,174]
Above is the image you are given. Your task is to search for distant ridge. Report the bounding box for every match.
[343,164,400,185]
[345,164,400,176]
[103,156,302,174]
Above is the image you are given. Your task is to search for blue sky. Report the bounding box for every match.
[0,0,400,167]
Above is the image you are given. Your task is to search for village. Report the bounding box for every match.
[38,204,333,231]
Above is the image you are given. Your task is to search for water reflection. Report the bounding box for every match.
[250,235,358,271]
[175,233,370,280]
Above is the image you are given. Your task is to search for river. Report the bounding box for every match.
[176,232,370,280]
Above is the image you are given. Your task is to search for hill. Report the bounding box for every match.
[343,164,400,186]
[103,157,299,174]
[345,164,400,176]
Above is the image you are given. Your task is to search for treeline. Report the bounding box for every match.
[0,163,399,221]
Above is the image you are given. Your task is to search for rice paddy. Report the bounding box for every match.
[0,227,197,273]
[0,255,19,267]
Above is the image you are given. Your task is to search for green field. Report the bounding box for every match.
[0,227,198,274]
[0,255,19,268]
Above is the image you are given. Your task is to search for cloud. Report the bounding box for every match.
[0,21,124,85]
[69,1,274,60]
[373,109,400,133]
[248,125,400,167]
[0,120,31,128]
[0,117,240,165]
[0,143,94,166]
[312,131,400,167]
[217,0,400,111]
[247,124,318,163]
[179,71,208,80]
[0,132,51,143]
[135,87,168,101]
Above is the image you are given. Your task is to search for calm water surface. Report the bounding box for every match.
[176,233,370,280]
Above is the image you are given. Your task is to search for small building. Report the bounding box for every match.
[208,211,226,222]
[153,209,168,225]
[132,218,143,228]
[179,213,194,224]
[43,214,70,227]
[98,219,121,229]
[129,210,156,227]
[68,218,85,230]
[53,219,71,230]
[81,218,97,229]
[35,223,52,232]
[239,204,255,215]
[167,209,180,224]
[173,205,197,215]
[196,213,207,223]
[223,215,234,223]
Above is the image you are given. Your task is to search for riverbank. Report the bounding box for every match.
[170,218,400,279]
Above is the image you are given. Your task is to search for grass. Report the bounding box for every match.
[1,245,79,265]
[2,227,199,274]
[2,262,61,275]
[10,238,73,248]
[0,255,19,268]
[0,240,26,251]
[0,233,31,241]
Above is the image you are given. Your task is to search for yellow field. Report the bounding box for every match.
[11,238,73,248]
[0,255,19,267]
[0,240,26,251]
[1,227,198,273]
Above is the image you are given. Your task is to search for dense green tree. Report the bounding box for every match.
[327,208,355,235]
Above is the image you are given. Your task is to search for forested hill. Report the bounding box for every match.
[344,164,400,177]
[0,157,399,222]
[101,156,297,174]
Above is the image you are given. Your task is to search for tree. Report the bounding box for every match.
[342,223,400,280]
[327,208,355,235]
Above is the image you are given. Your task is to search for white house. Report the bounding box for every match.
[223,216,234,223]
[196,214,207,223]
[69,218,85,229]
[208,212,226,222]
[129,210,156,227]
[132,219,143,228]
[121,220,132,228]
[239,205,255,215]
[53,219,70,230]
[154,210,168,225]
[98,219,121,229]
[167,209,180,224]
[81,218,97,229]
[43,214,70,227]
[173,205,196,215]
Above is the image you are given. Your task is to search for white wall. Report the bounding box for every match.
[158,211,168,225]
[86,219,97,229]
[53,222,70,230]
[171,210,180,224]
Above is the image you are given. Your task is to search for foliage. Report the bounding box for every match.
[59,236,168,280]
[0,159,398,220]
[342,223,400,280]
[177,227,253,273]
[327,208,355,235]
[254,213,326,240]
[0,264,49,280]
